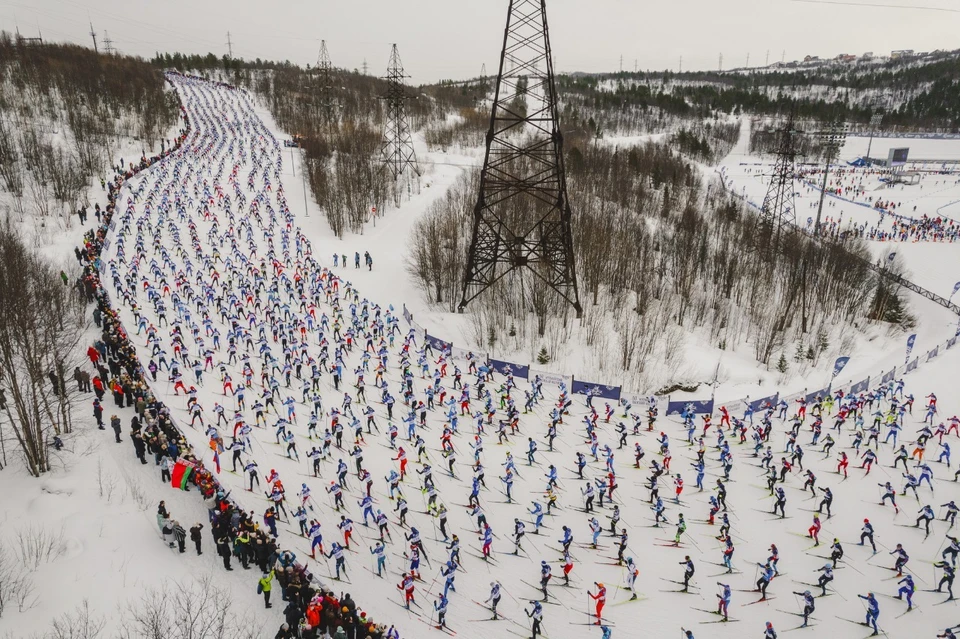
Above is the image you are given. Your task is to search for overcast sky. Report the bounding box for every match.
[1,0,958,83]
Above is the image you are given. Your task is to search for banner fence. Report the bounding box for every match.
[400,289,960,418]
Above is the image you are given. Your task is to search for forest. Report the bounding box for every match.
[405,130,894,388]
[0,34,178,229]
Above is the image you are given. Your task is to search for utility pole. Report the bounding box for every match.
[866,110,884,163]
[89,21,98,53]
[679,55,682,73]
[362,58,368,75]
[765,50,770,67]
[781,50,786,64]
[798,119,847,335]
[103,31,115,55]
[379,44,420,182]
[634,59,638,73]
[813,120,848,235]
[718,53,723,72]
[316,40,338,125]
[226,32,233,58]
[746,53,750,68]
[459,0,582,316]
[753,110,800,255]
[619,54,623,73]
[480,62,486,80]
[301,149,309,217]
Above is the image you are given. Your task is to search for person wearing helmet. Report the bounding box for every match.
[807,512,822,546]
[764,621,777,639]
[486,581,502,619]
[858,592,880,635]
[860,518,876,552]
[679,555,695,592]
[539,561,552,599]
[588,582,607,625]
[791,589,816,627]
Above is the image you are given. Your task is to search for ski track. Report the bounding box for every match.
[92,74,960,639]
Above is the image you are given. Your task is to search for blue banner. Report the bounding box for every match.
[666,399,714,416]
[850,377,870,395]
[905,333,917,364]
[949,337,958,350]
[805,386,830,405]
[881,368,896,384]
[953,281,960,297]
[748,393,779,412]
[402,304,413,325]
[489,359,530,380]
[927,347,939,362]
[906,358,918,373]
[424,333,451,354]
[832,356,850,378]
[572,379,621,401]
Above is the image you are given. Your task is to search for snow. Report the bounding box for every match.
[720,128,960,300]
[80,75,960,639]
[0,421,268,637]
[4,71,960,639]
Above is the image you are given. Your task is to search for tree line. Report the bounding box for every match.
[254,64,463,237]
[406,133,893,390]
[0,33,178,226]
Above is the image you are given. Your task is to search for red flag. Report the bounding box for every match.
[170,458,195,490]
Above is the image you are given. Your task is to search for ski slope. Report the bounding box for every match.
[88,74,960,639]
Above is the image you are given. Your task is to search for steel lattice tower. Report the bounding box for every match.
[754,113,800,254]
[379,44,420,181]
[315,40,338,124]
[458,0,582,316]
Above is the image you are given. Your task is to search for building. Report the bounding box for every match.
[890,49,915,60]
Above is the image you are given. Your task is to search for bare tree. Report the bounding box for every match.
[0,224,87,476]
[46,600,105,639]
[117,576,263,639]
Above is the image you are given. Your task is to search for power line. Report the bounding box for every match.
[103,30,114,55]
[790,0,960,11]
[379,44,420,182]
[315,40,338,125]
[459,0,582,316]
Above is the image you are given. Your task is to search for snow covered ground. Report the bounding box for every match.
[44,74,959,639]
[721,125,960,300]
[716,120,960,399]
[4,71,960,639]
[318,107,959,409]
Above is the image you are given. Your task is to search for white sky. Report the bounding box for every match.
[1,0,958,83]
